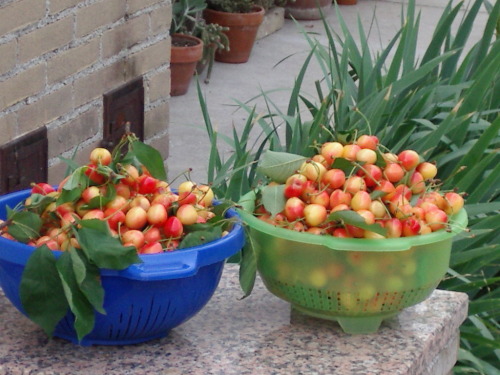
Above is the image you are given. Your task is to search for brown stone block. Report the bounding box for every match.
[151,2,172,35]
[47,108,100,158]
[47,39,100,84]
[144,101,169,139]
[0,64,45,109]
[148,69,170,103]
[0,0,45,36]
[127,0,164,14]
[18,84,74,135]
[19,16,73,63]
[0,41,17,76]
[0,113,18,145]
[49,0,81,15]
[101,13,150,59]
[73,61,127,106]
[75,0,126,38]
[124,39,170,81]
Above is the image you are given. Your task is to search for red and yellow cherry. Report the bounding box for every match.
[176,204,198,225]
[125,206,148,230]
[164,216,183,238]
[284,197,306,221]
[89,147,112,166]
[303,204,327,227]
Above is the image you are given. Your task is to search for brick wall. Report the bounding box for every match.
[0,0,172,184]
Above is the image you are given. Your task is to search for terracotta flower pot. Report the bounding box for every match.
[335,0,358,5]
[170,34,203,96]
[203,6,265,64]
[285,0,332,20]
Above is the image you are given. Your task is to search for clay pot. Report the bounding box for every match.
[170,34,203,96]
[285,0,332,20]
[335,0,358,5]
[203,6,265,64]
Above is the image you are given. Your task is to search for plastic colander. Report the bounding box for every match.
[0,189,245,346]
[238,190,467,334]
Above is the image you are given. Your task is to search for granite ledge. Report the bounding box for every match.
[0,264,468,375]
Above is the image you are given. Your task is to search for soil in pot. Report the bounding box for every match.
[285,0,332,20]
[171,34,203,96]
[203,6,265,64]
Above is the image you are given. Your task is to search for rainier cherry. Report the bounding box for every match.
[284,197,306,221]
[320,142,344,165]
[321,169,345,190]
[356,135,379,150]
[89,147,112,166]
[31,182,55,195]
[398,150,420,171]
[164,216,183,238]
[417,162,438,180]
[147,204,168,226]
[443,192,464,215]
[176,204,198,225]
[140,242,163,254]
[303,204,327,227]
[125,206,148,230]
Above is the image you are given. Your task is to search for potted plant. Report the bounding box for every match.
[170,0,205,96]
[284,0,331,20]
[204,0,265,63]
[170,0,230,94]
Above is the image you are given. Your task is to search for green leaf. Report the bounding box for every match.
[56,251,95,342]
[256,150,307,183]
[328,210,387,236]
[24,194,56,215]
[81,184,115,210]
[70,249,105,315]
[74,220,141,270]
[58,156,80,175]
[7,208,42,243]
[468,298,500,316]
[261,184,286,217]
[178,227,222,249]
[131,140,167,181]
[331,157,358,174]
[238,230,257,299]
[20,245,69,337]
[57,167,89,204]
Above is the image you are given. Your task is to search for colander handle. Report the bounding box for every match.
[117,251,199,281]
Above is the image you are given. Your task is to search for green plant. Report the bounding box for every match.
[207,0,255,13]
[199,0,500,372]
[253,0,290,11]
[171,0,229,83]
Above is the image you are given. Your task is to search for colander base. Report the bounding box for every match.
[292,304,397,334]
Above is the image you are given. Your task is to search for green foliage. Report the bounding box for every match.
[253,0,289,11]
[200,0,500,371]
[207,0,255,13]
[171,0,229,83]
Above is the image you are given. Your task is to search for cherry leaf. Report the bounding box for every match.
[56,251,96,343]
[6,207,42,243]
[328,210,387,236]
[70,248,106,315]
[178,227,222,249]
[330,157,358,174]
[261,184,286,217]
[74,220,141,270]
[131,140,167,181]
[257,150,307,183]
[20,245,69,337]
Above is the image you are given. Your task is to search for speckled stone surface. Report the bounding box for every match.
[0,264,468,375]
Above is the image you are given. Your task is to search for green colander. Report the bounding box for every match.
[238,190,468,334]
